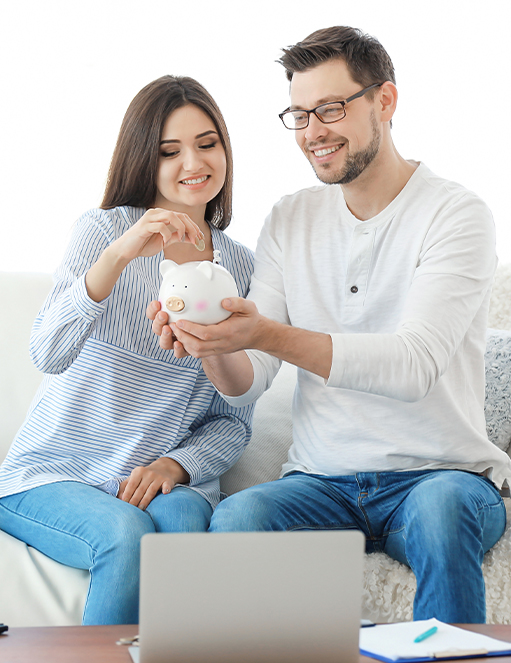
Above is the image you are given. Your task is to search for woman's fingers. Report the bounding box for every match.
[148,208,204,247]
[118,461,179,509]
[120,469,159,509]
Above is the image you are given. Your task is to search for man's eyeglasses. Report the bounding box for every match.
[279,83,383,130]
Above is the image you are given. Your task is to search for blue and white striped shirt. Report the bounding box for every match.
[0,206,255,507]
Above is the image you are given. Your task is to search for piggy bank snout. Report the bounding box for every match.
[165,296,185,312]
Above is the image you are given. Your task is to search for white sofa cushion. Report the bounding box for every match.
[0,272,89,626]
[0,272,53,456]
[0,529,88,626]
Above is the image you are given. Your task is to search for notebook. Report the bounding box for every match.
[129,529,365,663]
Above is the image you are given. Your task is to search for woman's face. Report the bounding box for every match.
[154,104,227,220]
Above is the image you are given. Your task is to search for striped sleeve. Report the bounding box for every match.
[166,387,254,485]
[29,209,114,374]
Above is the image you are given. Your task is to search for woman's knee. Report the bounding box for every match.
[100,500,155,555]
[145,487,213,532]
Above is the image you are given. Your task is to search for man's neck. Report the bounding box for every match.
[341,146,418,221]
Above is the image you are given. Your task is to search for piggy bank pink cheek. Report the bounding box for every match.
[195,300,209,311]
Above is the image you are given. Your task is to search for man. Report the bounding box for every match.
[150,26,511,622]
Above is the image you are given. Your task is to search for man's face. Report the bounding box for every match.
[289,59,381,185]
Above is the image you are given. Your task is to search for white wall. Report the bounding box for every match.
[1,0,509,272]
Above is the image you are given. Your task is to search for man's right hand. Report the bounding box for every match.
[147,297,256,395]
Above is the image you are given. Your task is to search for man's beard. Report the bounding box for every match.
[309,112,381,185]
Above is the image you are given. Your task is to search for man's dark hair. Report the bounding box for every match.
[278,26,396,90]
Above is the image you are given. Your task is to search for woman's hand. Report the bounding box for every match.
[146,300,190,358]
[112,208,203,262]
[117,457,190,510]
[86,209,203,303]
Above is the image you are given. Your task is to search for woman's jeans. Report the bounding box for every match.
[0,482,213,625]
[209,470,506,623]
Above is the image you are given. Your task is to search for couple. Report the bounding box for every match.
[1,25,510,626]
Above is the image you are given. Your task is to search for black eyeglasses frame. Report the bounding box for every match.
[279,82,384,130]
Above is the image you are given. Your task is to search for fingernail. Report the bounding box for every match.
[162,327,170,335]
[195,236,206,251]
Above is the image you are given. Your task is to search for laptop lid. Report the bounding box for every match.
[136,530,364,663]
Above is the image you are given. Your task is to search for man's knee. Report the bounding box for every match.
[397,472,504,554]
[210,485,278,532]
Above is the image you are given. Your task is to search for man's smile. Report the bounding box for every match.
[311,144,343,158]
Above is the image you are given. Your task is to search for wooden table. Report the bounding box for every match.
[1,623,511,662]
[0,624,138,662]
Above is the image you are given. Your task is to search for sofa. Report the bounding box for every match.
[1,268,510,627]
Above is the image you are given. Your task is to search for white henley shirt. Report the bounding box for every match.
[224,163,511,489]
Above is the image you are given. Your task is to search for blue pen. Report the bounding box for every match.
[414,626,438,643]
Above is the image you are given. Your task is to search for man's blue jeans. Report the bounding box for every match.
[209,470,506,623]
[0,481,213,625]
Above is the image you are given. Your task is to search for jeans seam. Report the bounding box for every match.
[286,523,358,532]
[475,493,507,513]
[0,499,98,555]
[355,474,379,540]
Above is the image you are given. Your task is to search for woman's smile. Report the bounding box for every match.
[154,104,227,219]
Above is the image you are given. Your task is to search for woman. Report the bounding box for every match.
[0,76,254,625]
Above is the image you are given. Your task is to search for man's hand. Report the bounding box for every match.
[147,296,332,383]
[147,298,257,395]
[117,458,189,510]
[169,297,264,359]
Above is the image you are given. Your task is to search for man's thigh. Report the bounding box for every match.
[210,472,366,532]
[383,470,506,565]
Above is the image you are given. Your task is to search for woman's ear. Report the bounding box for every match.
[378,81,398,123]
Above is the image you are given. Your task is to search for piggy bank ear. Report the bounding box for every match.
[160,260,178,277]
[196,261,214,280]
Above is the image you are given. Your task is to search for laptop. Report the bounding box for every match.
[130,530,364,663]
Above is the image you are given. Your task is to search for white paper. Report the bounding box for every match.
[359,618,511,661]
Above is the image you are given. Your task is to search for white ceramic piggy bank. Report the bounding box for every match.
[158,258,239,325]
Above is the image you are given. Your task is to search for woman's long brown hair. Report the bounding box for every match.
[101,75,233,230]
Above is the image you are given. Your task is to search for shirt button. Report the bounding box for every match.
[350,286,358,293]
